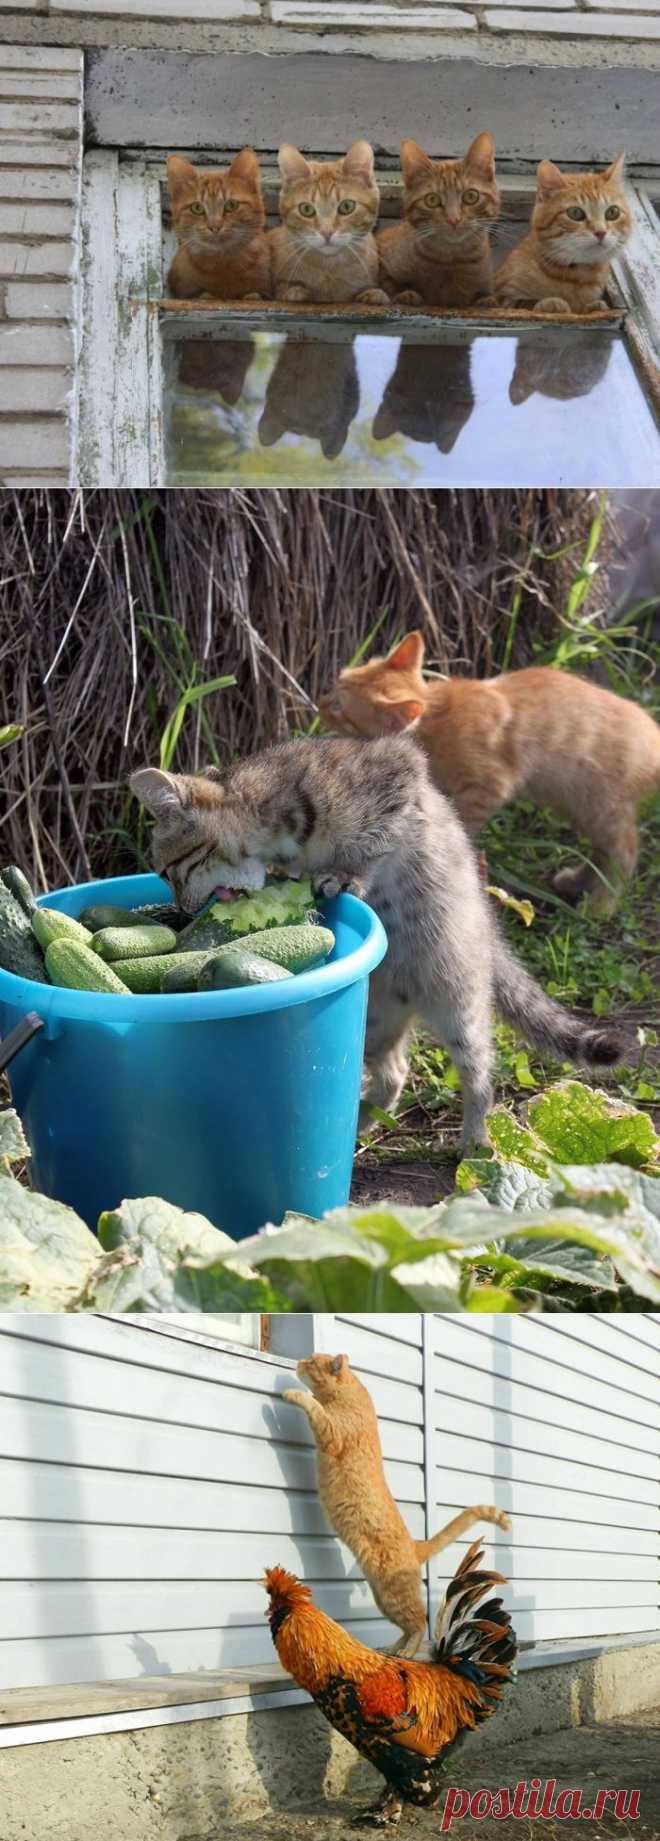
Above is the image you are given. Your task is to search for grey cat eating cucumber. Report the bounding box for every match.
[130,737,622,1154]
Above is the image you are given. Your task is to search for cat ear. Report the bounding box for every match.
[604,152,626,185]
[536,159,568,199]
[202,766,225,784]
[342,140,375,183]
[330,1354,348,1376]
[130,768,189,817]
[229,147,261,188]
[400,139,434,185]
[388,632,426,673]
[464,131,496,182]
[381,700,425,732]
[278,144,311,184]
[167,154,198,201]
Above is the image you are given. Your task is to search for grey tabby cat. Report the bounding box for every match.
[131,737,621,1149]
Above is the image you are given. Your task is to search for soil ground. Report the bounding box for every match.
[229,1708,660,1841]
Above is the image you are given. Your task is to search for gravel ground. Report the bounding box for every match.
[226,1710,660,1841]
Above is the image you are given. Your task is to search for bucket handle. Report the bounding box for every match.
[0,1011,44,1077]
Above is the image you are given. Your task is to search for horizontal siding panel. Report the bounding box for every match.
[336,1314,423,1346]
[435,1476,658,1530]
[0,1333,420,1439]
[0,1400,423,1502]
[329,1320,423,1387]
[539,1316,660,1378]
[435,1430,659,1502]
[0,1459,425,1538]
[433,1377,659,1459]
[446,1317,660,1409]
[0,1578,395,1642]
[0,1616,403,1689]
[432,1332,660,1431]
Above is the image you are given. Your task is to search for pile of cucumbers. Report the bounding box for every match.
[0,867,335,996]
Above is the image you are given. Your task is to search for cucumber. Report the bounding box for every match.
[226,923,335,974]
[0,884,47,983]
[79,902,187,933]
[0,866,37,917]
[178,876,316,953]
[131,951,216,994]
[92,924,178,963]
[32,907,92,952]
[45,939,130,994]
[115,923,334,994]
[196,949,293,991]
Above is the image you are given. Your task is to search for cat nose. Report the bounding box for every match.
[594,228,606,240]
[322,229,334,242]
[446,214,460,227]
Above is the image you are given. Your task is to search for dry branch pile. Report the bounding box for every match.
[0,488,611,889]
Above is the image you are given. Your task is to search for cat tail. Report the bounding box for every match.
[492,933,622,1067]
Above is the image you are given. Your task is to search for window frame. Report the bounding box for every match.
[78,149,660,486]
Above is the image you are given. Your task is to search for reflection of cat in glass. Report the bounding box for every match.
[372,342,474,454]
[177,338,255,406]
[258,337,359,459]
[508,332,613,406]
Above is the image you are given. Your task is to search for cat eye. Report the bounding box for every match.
[605,205,621,220]
[462,188,480,204]
[337,199,357,215]
[298,201,317,217]
[423,192,440,207]
[189,201,205,214]
[566,206,587,221]
[224,198,240,212]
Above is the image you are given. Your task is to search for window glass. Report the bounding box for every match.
[162,325,660,488]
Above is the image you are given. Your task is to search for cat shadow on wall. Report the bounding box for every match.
[508,331,614,406]
[177,336,256,406]
[258,336,360,459]
[372,339,475,455]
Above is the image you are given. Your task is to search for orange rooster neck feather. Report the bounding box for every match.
[264,1567,312,1607]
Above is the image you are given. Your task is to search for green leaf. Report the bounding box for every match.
[0,1182,99,1310]
[528,1082,659,1170]
[0,724,24,748]
[487,885,535,928]
[0,1109,30,1170]
[97,1195,236,1262]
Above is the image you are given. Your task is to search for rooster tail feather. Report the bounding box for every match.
[432,1539,517,1721]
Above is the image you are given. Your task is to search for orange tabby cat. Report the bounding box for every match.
[495,155,631,313]
[319,634,660,914]
[269,141,389,305]
[377,134,499,307]
[166,150,270,300]
[283,1354,511,1658]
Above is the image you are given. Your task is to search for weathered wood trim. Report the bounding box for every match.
[614,188,660,426]
[79,150,163,484]
[154,298,624,340]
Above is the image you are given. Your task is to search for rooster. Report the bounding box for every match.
[264,1539,516,1828]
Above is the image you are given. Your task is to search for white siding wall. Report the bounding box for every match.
[430,1316,660,1645]
[0,1313,658,1696]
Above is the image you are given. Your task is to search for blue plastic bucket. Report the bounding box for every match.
[0,874,387,1238]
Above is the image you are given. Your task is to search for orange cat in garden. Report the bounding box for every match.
[495,156,631,314]
[320,634,660,913]
[166,150,270,300]
[283,1353,511,1658]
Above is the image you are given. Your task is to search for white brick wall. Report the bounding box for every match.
[2,0,660,35]
[0,46,83,486]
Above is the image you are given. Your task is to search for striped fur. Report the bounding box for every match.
[131,736,622,1151]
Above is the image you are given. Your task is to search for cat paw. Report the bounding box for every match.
[490,1507,512,1532]
[278,285,310,303]
[533,296,572,315]
[282,1389,306,1406]
[312,872,365,901]
[357,288,391,306]
[241,291,265,301]
[394,289,423,307]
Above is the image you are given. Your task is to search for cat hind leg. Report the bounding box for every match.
[418,989,494,1154]
[553,813,638,916]
[360,1000,415,1134]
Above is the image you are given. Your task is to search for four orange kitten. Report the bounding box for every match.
[166,139,630,313]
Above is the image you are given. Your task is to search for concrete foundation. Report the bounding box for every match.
[3,1640,660,1841]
